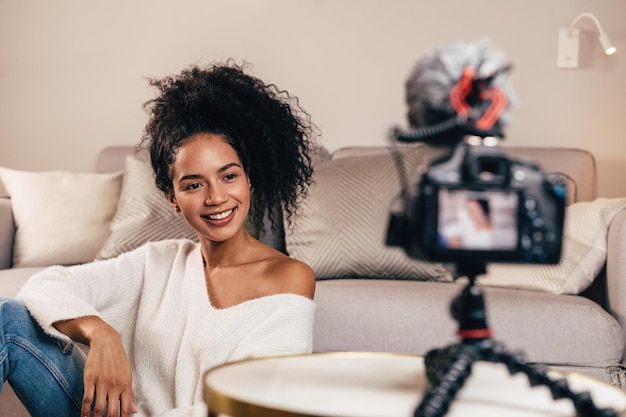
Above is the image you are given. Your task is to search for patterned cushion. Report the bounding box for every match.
[285,145,452,281]
[285,142,625,294]
[95,156,199,260]
[479,197,626,294]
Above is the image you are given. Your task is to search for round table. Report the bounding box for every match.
[204,352,626,417]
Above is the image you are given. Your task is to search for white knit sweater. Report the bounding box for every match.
[17,240,316,417]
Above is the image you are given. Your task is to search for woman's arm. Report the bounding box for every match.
[54,316,138,417]
[17,243,150,342]
[18,245,152,416]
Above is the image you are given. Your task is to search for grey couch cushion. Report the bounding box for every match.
[0,267,45,297]
[313,279,625,370]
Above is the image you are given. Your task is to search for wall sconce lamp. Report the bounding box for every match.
[557,12,616,69]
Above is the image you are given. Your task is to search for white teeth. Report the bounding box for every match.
[207,209,234,220]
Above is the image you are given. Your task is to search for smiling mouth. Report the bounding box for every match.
[204,208,235,221]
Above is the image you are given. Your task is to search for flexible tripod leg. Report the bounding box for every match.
[416,339,618,417]
[414,344,480,417]
[481,340,618,417]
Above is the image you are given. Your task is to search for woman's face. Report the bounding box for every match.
[467,199,489,226]
[168,133,251,243]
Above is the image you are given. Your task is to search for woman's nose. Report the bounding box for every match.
[205,185,227,205]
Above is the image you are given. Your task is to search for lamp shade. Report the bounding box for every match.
[598,32,617,55]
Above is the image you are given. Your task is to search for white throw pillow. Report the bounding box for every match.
[479,197,626,294]
[0,167,123,267]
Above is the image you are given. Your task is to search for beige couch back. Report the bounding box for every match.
[331,145,597,204]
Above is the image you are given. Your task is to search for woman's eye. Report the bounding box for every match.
[224,173,237,181]
[185,183,201,191]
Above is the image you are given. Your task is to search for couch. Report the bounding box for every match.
[1,143,625,416]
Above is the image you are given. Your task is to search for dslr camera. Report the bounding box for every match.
[386,137,567,264]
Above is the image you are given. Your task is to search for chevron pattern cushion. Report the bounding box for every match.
[94,156,200,260]
[285,146,452,281]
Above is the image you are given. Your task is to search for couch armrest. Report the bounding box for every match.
[0,198,14,269]
[607,208,626,338]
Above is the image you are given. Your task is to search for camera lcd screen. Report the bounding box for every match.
[436,188,519,251]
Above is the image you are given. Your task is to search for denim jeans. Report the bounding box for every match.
[0,297,85,417]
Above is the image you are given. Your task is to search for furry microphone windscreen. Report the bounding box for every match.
[405,39,518,132]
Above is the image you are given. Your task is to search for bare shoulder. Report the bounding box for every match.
[264,252,316,300]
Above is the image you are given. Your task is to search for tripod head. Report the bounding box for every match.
[451,261,492,341]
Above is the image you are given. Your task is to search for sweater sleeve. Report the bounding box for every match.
[139,404,207,417]
[16,244,150,342]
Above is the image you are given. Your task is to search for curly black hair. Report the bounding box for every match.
[140,61,318,231]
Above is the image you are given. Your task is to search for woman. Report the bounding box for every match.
[0,61,318,417]
[441,196,494,250]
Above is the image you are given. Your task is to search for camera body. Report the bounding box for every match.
[387,139,567,264]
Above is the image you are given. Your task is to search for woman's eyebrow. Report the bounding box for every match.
[178,174,203,183]
[218,162,242,173]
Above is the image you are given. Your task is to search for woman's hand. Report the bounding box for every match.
[54,316,138,417]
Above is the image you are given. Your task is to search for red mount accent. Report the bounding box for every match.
[449,66,508,132]
[450,67,475,118]
[457,328,493,339]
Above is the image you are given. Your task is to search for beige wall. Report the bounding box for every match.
[0,0,624,197]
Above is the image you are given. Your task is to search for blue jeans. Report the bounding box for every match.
[0,297,85,417]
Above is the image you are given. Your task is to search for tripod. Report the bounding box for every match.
[414,261,617,417]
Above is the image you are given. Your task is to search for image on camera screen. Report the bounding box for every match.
[437,188,518,251]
